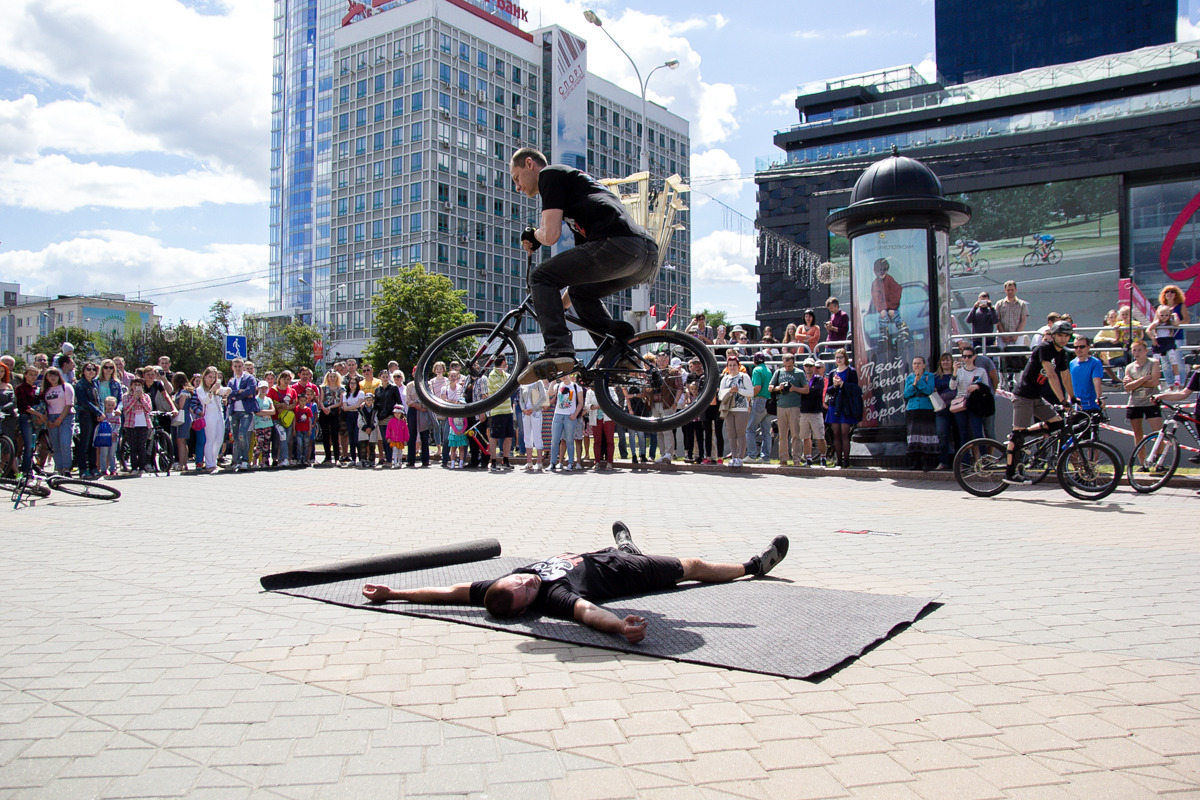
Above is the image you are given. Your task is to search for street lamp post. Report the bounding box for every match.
[582,10,679,327]
[582,10,679,174]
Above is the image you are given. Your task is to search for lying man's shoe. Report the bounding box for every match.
[612,520,642,555]
[748,535,789,577]
[519,355,577,385]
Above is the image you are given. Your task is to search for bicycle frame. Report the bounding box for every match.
[1141,401,1199,465]
[1017,408,1096,466]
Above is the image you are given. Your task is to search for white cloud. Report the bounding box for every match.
[0,155,266,212]
[692,230,757,287]
[1180,14,1200,41]
[917,55,937,84]
[711,14,729,30]
[0,95,163,159]
[535,2,738,146]
[0,0,271,195]
[688,148,747,206]
[0,231,269,320]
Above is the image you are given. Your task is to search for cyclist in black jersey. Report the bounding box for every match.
[509,148,659,385]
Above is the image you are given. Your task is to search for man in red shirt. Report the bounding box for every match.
[870,257,908,343]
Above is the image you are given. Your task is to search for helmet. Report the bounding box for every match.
[954,239,963,246]
[1050,320,1073,335]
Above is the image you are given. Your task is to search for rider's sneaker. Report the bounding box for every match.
[519,355,577,385]
[612,520,642,555]
[750,535,789,576]
[1002,472,1032,485]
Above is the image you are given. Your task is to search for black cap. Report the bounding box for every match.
[752,352,766,363]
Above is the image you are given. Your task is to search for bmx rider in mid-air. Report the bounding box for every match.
[509,147,658,385]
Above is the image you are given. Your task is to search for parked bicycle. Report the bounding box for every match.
[411,266,719,433]
[118,411,174,475]
[1126,399,1199,493]
[954,406,1123,500]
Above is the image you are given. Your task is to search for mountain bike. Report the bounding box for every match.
[1022,243,1063,267]
[1126,399,1199,493]
[411,269,720,433]
[954,406,1123,500]
[1020,406,1105,484]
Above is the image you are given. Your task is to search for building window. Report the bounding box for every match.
[372,190,383,209]
[439,63,451,83]
[412,91,423,111]
[438,182,449,202]
[354,194,365,213]
[391,216,403,235]
[392,156,403,175]
[458,70,469,91]
[392,127,402,147]
[409,243,422,263]
[372,220,383,239]
[411,152,422,171]
[477,50,487,69]
[392,98,404,117]
[411,120,423,141]
[410,212,422,232]
[438,213,449,232]
[391,187,402,206]
[438,243,449,263]
[392,67,404,86]
[373,132,384,151]
[457,187,469,207]
[355,108,367,127]
[410,182,422,202]
[374,74,385,93]
[440,33,451,53]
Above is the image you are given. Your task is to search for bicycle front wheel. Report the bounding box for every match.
[0,435,15,478]
[1022,252,1039,268]
[594,330,720,433]
[413,323,528,417]
[1127,432,1179,494]
[1056,440,1122,500]
[953,438,1009,497]
[48,477,122,501]
[154,430,174,474]
[2,476,52,500]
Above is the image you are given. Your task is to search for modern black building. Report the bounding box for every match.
[935,0,1177,85]
[755,40,1200,342]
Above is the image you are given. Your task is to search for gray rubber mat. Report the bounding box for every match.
[268,555,937,680]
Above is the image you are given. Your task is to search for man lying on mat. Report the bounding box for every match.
[362,523,789,643]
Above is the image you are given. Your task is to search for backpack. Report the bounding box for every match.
[93,420,113,448]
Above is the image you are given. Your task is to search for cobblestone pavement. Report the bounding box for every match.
[1,464,1198,799]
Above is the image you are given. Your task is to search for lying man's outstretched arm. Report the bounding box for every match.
[362,583,471,604]
[573,599,647,643]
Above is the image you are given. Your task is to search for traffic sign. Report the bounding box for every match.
[224,335,247,360]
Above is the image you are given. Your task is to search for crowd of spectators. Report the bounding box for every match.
[0,283,1194,480]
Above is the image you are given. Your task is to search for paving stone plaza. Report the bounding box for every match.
[1,466,1198,799]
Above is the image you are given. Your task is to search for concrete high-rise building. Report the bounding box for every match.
[271,0,690,359]
[935,0,1177,84]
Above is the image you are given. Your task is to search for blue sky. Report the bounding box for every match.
[0,0,947,326]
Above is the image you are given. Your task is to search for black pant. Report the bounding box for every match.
[703,406,724,458]
[319,413,340,462]
[125,426,149,472]
[529,236,657,353]
[406,407,429,466]
[683,419,704,459]
[75,414,97,473]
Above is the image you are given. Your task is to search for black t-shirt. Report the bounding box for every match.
[800,375,825,414]
[469,549,655,620]
[1186,369,1200,417]
[538,165,649,245]
[1015,342,1069,400]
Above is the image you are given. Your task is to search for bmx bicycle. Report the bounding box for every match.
[1125,399,1199,493]
[954,406,1123,500]
[6,461,122,508]
[411,268,720,433]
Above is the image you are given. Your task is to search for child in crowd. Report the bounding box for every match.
[385,407,409,468]
[293,388,315,466]
[121,378,152,475]
[1147,304,1184,387]
[96,396,121,477]
[447,416,468,468]
[253,381,274,468]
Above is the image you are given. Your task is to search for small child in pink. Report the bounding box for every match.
[385,408,409,468]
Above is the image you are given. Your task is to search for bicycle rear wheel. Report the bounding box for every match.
[413,322,527,418]
[1056,440,1122,500]
[1024,436,1055,485]
[975,258,990,273]
[48,477,121,501]
[593,330,720,433]
[0,435,15,478]
[1047,249,1063,265]
[953,438,1009,497]
[1126,432,1179,494]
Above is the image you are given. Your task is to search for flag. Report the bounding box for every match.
[664,304,678,323]
[648,304,657,317]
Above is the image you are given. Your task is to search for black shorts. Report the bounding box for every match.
[1127,406,1161,421]
[489,413,516,439]
[593,548,685,598]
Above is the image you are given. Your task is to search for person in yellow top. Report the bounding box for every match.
[359,363,381,395]
[486,355,516,470]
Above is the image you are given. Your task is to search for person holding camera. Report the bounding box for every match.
[768,353,806,466]
[965,291,999,354]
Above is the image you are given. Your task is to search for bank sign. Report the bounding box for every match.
[342,0,529,26]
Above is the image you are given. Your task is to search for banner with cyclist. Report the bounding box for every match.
[945,176,1119,338]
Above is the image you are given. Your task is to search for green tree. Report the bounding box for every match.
[691,308,729,331]
[207,300,236,338]
[253,320,322,374]
[26,327,102,362]
[364,264,473,372]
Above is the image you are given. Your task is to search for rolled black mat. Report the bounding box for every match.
[259,538,502,591]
